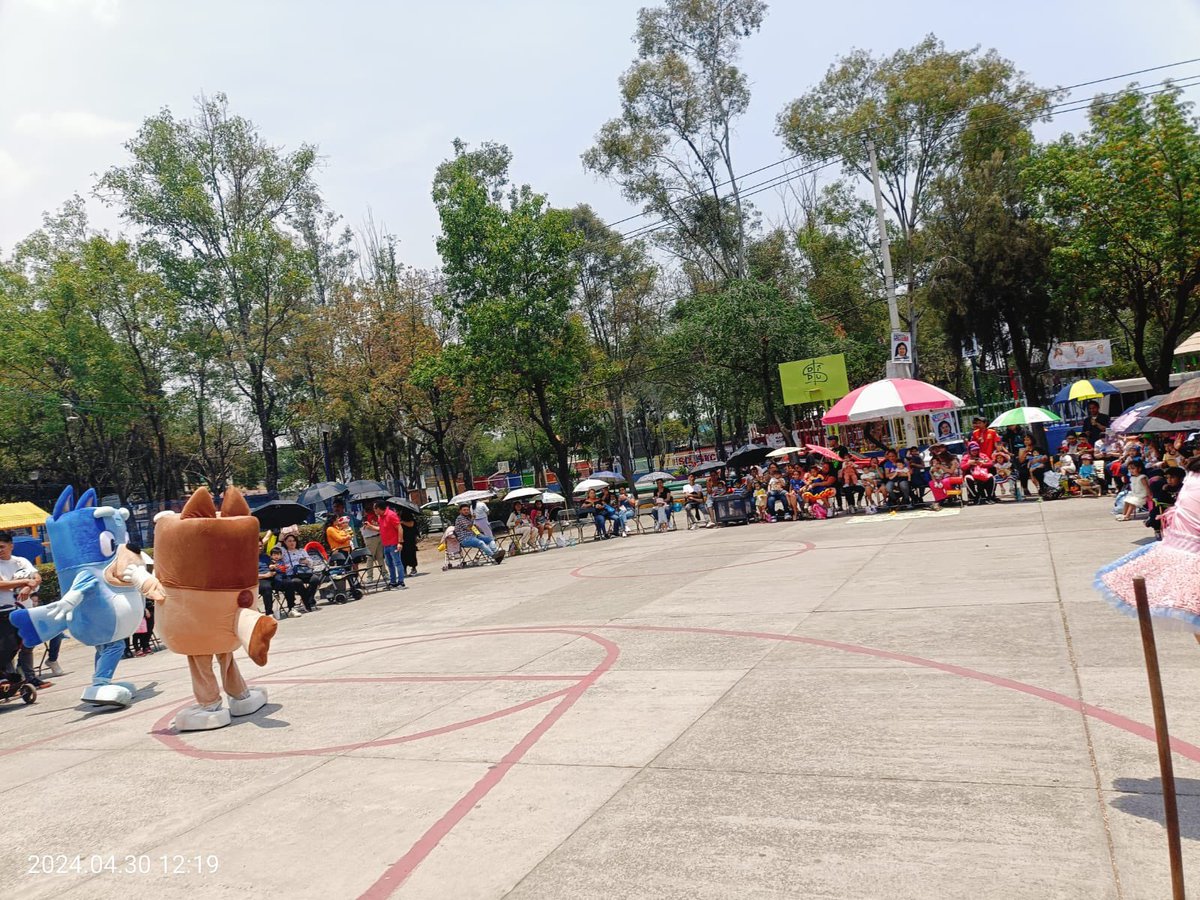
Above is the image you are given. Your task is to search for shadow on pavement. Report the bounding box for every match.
[1112,777,1200,839]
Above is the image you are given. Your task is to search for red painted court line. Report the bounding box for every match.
[151,630,614,760]
[257,674,587,685]
[357,632,621,900]
[150,686,575,760]
[0,631,584,758]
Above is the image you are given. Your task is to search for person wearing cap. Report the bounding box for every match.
[453,503,505,563]
[969,417,1001,458]
[962,440,997,504]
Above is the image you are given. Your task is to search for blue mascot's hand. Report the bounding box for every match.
[45,588,84,623]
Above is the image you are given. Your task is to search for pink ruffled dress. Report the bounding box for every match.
[1096,472,1200,630]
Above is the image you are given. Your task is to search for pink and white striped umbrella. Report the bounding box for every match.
[822,378,964,425]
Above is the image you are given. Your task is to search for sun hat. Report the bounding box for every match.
[1096,470,1200,629]
[968,440,981,450]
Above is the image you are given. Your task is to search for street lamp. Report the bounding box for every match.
[28,468,40,505]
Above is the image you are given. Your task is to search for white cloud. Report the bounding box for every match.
[0,148,36,197]
[13,110,132,140]
[14,0,120,24]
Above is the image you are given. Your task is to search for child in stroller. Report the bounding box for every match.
[1,608,37,705]
[304,541,364,604]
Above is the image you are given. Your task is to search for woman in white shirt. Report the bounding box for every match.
[278,532,319,611]
[506,501,536,550]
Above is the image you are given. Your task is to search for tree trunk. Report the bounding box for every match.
[259,417,278,492]
[609,390,634,481]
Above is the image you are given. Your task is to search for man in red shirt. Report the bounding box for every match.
[373,500,406,589]
[970,417,1001,458]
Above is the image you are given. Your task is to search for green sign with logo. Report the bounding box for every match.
[779,354,849,405]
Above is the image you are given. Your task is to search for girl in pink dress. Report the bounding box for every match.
[1096,461,1200,631]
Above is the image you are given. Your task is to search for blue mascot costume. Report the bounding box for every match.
[11,487,146,708]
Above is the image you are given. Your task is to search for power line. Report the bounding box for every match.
[615,72,1200,244]
[602,56,1200,239]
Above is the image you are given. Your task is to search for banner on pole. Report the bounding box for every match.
[779,354,849,405]
[930,410,960,442]
[891,331,912,363]
[1049,340,1112,370]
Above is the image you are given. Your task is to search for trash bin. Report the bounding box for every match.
[712,493,751,525]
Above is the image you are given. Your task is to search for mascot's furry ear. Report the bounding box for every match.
[221,487,251,518]
[181,487,217,520]
[52,485,75,520]
[78,488,98,509]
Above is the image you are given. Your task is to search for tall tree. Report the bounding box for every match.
[584,0,766,286]
[433,141,596,496]
[1029,86,1200,392]
[777,35,1050,362]
[568,204,660,479]
[98,93,319,491]
[924,114,1062,403]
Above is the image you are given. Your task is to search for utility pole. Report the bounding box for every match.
[866,134,917,445]
[865,135,910,381]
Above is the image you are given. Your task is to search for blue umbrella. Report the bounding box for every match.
[1051,378,1121,405]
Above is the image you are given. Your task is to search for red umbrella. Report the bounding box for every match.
[805,443,841,462]
[1150,378,1200,423]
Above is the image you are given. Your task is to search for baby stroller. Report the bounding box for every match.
[0,608,37,706]
[304,541,363,604]
[439,527,488,571]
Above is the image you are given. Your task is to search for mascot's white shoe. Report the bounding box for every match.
[81,683,133,708]
[229,688,267,717]
[174,701,231,731]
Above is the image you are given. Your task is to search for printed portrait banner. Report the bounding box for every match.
[930,410,960,442]
[891,331,912,364]
[779,353,850,405]
[1049,340,1112,370]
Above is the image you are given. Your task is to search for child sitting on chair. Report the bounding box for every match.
[1076,454,1101,496]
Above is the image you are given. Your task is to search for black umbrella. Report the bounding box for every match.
[725,443,771,469]
[387,496,421,515]
[349,488,390,502]
[690,459,727,477]
[252,500,312,531]
[1126,416,1200,434]
[296,481,348,506]
[346,479,388,498]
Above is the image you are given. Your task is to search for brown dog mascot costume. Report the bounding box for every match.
[125,487,278,731]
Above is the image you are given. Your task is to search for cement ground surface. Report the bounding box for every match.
[3,499,1197,899]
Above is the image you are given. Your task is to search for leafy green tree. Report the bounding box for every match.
[584,0,766,285]
[0,203,149,500]
[924,116,1062,403]
[99,93,319,491]
[568,204,661,479]
[777,35,1050,362]
[790,181,888,386]
[1029,86,1200,392]
[433,141,598,496]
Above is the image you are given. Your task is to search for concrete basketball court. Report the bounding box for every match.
[4,499,1200,899]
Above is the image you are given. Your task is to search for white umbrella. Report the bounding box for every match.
[541,491,566,504]
[504,486,543,501]
[637,470,675,483]
[449,489,494,504]
[573,478,611,493]
[767,446,804,458]
[822,378,964,424]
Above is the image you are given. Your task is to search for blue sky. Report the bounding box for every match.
[2,0,1199,267]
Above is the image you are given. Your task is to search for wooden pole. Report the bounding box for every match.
[1133,576,1186,900]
